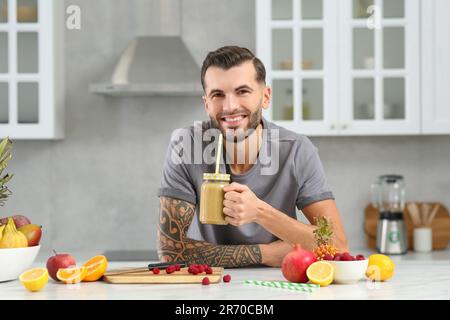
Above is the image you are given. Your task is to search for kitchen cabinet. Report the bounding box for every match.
[256,0,422,136]
[0,0,64,139]
[421,0,450,134]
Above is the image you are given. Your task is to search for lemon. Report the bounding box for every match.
[306,261,334,286]
[365,254,395,281]
[19,267,49,292]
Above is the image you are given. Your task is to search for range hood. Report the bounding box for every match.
[90,36,204,96]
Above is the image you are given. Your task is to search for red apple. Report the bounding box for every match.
[17,224,42,246]
[46,250,77,281]
[0,214,31,228]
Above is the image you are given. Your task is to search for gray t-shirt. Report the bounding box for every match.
[157,117,334,245]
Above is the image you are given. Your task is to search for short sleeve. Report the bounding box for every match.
[157,129,197,204]
[295,137,334,210]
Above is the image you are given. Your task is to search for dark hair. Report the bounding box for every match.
[200,46,266,91]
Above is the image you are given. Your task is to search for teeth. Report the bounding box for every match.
[224,116,244,122]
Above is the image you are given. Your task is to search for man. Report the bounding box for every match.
[157,46,348,268]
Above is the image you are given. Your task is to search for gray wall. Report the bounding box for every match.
[2,0,449,253]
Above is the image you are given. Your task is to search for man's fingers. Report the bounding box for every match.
[223,206,235,217]
[225,216,239,226]
[223,182,248,193]
[224,191,240,202]
[223,199,235,208]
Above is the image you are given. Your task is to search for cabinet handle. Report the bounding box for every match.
[341,124,348,130]
[330,124,335,130]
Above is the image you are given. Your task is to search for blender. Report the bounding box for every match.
[371,175,408,255]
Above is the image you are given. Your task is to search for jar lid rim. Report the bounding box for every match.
[203,173,230,181]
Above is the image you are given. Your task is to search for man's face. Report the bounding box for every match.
[202,61,271,142]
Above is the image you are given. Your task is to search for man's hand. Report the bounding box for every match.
[260,240,293,267]
[223,182,265,226]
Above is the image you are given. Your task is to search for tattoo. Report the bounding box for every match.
[157,196,262,268]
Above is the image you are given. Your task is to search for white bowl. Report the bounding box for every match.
[328,259,369,284]
[0,245,40,282]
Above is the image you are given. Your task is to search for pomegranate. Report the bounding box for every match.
[281,244,317,283]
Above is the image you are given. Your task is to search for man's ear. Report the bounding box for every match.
[262,86,272,110]
[202,95,209,113]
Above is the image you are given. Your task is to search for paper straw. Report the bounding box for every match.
[215,133,223,175]
[244,280,319,293]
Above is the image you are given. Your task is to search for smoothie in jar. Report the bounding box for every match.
[199,173,230,225]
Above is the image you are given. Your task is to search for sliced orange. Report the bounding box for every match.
[19,268,49,292]
[56,266,87,284]
[82,255,108,282]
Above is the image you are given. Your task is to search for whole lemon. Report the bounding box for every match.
[365,254,395,281]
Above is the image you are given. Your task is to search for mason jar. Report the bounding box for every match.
[199,173,230,225]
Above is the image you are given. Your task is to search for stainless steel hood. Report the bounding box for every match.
[90,36,204,96]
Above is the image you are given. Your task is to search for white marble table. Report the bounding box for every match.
[1,250,449,300]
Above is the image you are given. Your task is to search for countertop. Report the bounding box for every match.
[1,249,449,300]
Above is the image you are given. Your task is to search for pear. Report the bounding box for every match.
[0,217,28,248]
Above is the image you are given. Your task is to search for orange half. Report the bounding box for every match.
[56,266,87,284]
[82,255,108,282]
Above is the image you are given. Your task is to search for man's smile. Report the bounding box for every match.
[220,114,248,128]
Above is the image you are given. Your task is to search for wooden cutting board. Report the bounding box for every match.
[103,267,224,284]
[364,202,450,250]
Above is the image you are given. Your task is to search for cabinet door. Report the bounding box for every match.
[339,0,420,135]
[0,0,64,139]
[422,0,450,134]
[256,0,339,136]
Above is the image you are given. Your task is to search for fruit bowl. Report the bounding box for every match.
[328,259,369,284]
[0,245,40,282]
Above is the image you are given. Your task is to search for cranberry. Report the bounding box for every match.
[174,264,181,271]
[355,254,366,260]
[334,255,342,261]
[152,267,160,274]
[188,266,199,274]
[205,267,213,274]
[202,277,210,285]
[323,254,334,261]
[190,267,199,275]
[197,265,205,273]
[223,274,231,283]
[166,266,176,274]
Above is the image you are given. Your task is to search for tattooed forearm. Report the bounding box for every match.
[157,196,262,268]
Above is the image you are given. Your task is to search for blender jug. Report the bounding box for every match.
[371,175,408,254]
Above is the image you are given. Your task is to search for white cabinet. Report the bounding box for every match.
[339,0,420,135]
[0,0,64,140]
[257,0,422,136]
[421,0,450,134]
[256,0,339,136]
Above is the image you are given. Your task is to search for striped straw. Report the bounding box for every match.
[244,280,320,293]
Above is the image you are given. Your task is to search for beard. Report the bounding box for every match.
[210,106,263,143]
